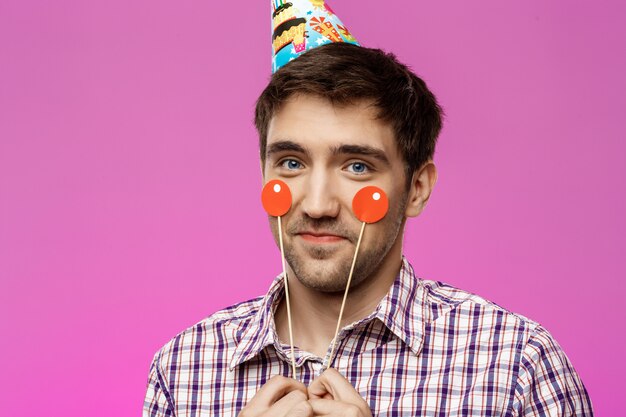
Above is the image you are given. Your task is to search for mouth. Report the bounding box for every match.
[296,231,349,244]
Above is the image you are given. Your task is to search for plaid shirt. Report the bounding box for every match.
[143,257,593,416]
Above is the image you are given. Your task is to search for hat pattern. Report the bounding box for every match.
[271,0,360,73]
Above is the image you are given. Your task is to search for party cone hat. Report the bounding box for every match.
[271,0,360,73]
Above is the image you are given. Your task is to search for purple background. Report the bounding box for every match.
[1,1,624,415]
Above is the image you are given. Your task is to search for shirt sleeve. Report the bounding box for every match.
[512,325,594,416]
[143,351,176,417]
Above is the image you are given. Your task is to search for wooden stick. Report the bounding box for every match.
[326,221,366,369]
[278,216,297,379]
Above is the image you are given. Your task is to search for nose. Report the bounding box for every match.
[299,170,340,219]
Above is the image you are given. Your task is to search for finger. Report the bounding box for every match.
[248,375,307,408]
[308,399,363,416]
[308,369,360,402]
[268,390,311,417]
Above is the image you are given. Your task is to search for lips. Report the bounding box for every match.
[295,230,348,243]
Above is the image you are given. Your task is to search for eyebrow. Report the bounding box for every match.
[266,140,390,166]
[266,140,309,158]
[331,144,390,166]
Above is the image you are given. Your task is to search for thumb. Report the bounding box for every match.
[307,375,335,400]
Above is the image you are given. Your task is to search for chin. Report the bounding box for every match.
[283,219,402,293]
[287,254,352,293]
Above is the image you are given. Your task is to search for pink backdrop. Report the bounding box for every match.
[1,1,624,415]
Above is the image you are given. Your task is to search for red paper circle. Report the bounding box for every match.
[261,179,292,217]
[352,186,388,223]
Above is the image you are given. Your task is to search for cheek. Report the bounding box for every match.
[267,217,280,242]
[367,198,405,237]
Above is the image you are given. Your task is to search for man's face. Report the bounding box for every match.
[263,94,410,292]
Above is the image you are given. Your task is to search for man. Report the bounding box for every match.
[144,7,593,417]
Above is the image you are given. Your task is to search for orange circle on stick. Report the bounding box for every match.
[352,186,388,223]
[261,179,292,217]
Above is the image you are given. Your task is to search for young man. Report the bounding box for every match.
[143,42,593,416]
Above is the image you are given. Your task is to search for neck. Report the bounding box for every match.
[274,242,404,359]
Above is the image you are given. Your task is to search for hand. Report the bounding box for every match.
[238,375,313,417]
[307,368,372,417]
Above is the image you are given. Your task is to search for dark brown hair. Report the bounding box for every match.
[255,43,443,184]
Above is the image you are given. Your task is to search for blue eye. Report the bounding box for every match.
[281,159,303,170]
[347,162,370,174]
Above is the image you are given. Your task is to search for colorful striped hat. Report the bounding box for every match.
[271,0,360,73]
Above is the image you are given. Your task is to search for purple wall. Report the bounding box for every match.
[1,1,624,415]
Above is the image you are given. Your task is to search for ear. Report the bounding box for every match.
[404,161,437,218]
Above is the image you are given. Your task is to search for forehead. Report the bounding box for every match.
[266,94,399,158]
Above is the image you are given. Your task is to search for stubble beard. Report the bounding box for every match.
[278,194,407,293]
